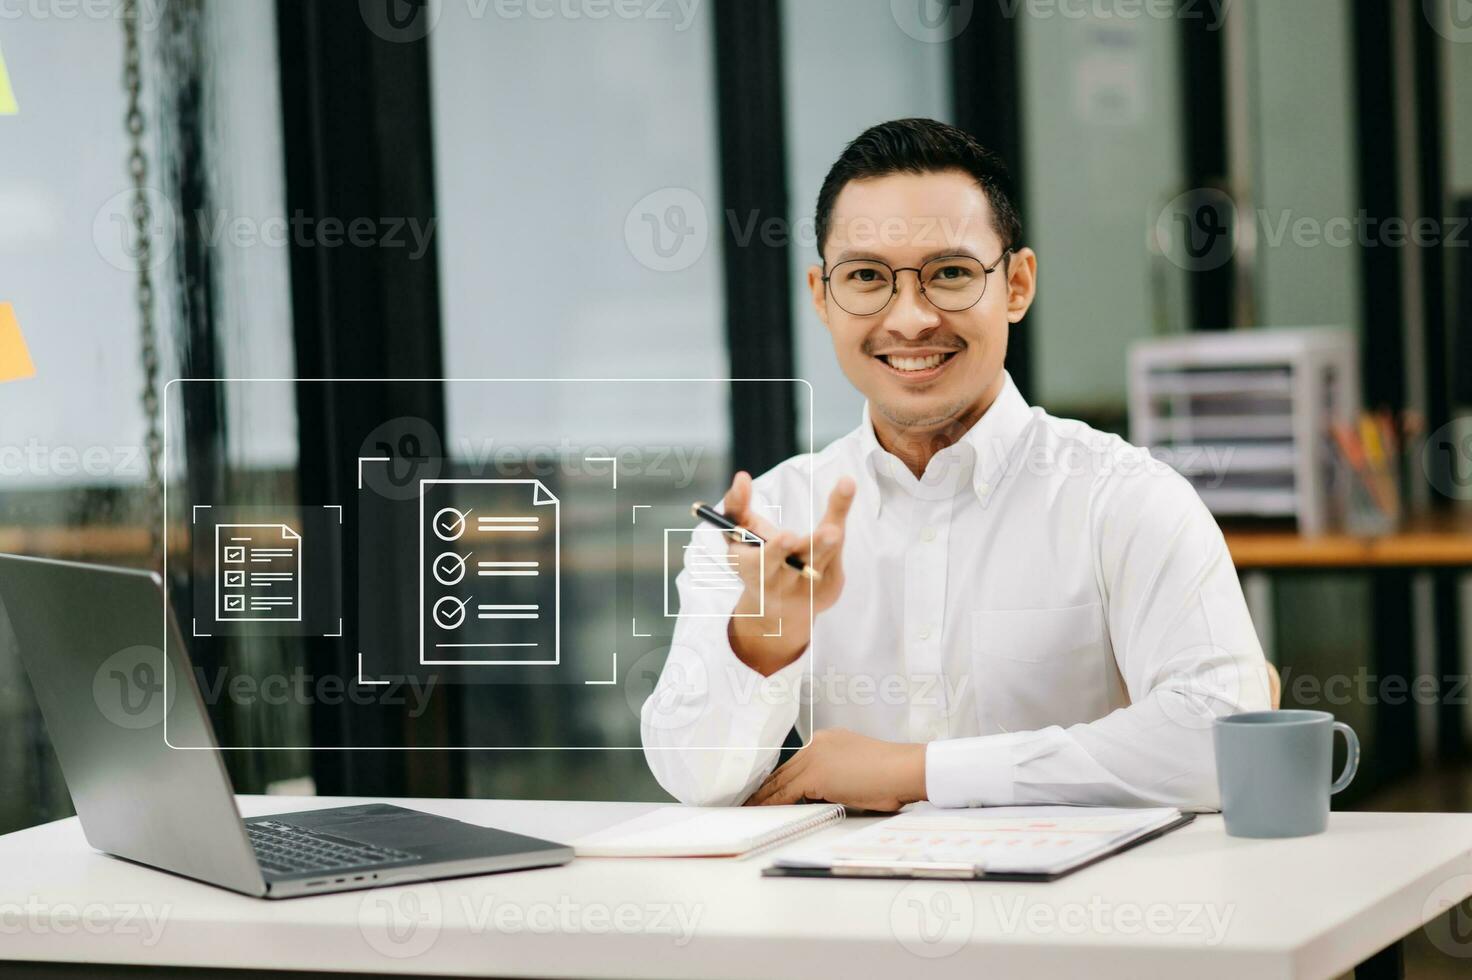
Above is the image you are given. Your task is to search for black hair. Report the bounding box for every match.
[814,117,1023,262]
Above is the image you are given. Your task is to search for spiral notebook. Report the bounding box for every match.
[572,804,845,858]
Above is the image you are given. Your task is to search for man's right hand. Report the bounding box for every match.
[720,471,856,676]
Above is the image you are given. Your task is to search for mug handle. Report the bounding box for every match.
[1330,722,1360,795]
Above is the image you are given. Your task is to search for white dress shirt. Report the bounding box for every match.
[641,373,1271,809]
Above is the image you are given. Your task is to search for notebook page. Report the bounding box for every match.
[574,804,844,857]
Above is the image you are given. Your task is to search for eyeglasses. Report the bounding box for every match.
[821,250,1012,317]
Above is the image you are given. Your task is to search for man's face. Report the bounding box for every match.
[808,169,1035,433]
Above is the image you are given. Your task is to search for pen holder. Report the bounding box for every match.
[1336,452,1400,537]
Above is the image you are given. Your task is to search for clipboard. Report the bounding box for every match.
[761,810,1196,882]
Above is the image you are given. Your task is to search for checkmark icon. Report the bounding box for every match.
[432,506,473,542]
[432,595,469,630]
[433,551,470,586]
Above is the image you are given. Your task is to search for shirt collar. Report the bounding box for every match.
[856,371,1035,517]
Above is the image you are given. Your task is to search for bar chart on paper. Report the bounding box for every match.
[419,479,560,666]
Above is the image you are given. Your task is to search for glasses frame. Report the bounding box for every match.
[821,249,1013,316]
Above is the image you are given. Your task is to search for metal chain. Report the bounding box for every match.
[123,0,164,570]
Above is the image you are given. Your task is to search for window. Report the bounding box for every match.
[428,3,730,799]
[781,0,953,447]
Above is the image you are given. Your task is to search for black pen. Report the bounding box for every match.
[690,502,822,582]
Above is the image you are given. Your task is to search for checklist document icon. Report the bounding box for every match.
[216,523,303,622]
[418,479,560,666]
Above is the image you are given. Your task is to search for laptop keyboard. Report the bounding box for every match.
[247,820,420,875]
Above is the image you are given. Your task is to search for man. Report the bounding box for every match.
[642,118,1271,811]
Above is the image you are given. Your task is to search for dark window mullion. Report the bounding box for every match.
[276,0,457,799]
[1178,1,1234,331]
[712,0,798,478]
[950,4,1032,397]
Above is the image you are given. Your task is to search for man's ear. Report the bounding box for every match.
[1004,247,1038,324]
[807,263,831,329]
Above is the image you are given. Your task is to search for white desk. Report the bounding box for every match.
[2,796,1470,979]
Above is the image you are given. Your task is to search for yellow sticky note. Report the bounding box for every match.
[0,304,36,382]
[0,42,18,115]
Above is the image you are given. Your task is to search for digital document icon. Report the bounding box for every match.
[216,523,303,621]
[419,479,559,666]
[663,524,764,618]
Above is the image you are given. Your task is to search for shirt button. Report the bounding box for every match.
[977,481,992,496]
[920,526,936,542]
[918,625,932,640]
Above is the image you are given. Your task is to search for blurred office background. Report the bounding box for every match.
[0,0,1470,889]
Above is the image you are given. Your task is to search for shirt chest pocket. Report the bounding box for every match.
[969,603,1112,734]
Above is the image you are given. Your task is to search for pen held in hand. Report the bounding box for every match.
[690,502,823,582]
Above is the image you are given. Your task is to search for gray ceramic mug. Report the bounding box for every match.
[1213,710,1360,838]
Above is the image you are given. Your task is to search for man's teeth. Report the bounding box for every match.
[887,353,947,372]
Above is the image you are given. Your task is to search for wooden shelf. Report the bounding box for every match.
[1223,510,1472,570]
[0,526,187,564]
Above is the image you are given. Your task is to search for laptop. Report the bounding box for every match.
[0,552,573,899]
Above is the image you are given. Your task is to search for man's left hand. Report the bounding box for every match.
[745,728,927,811]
